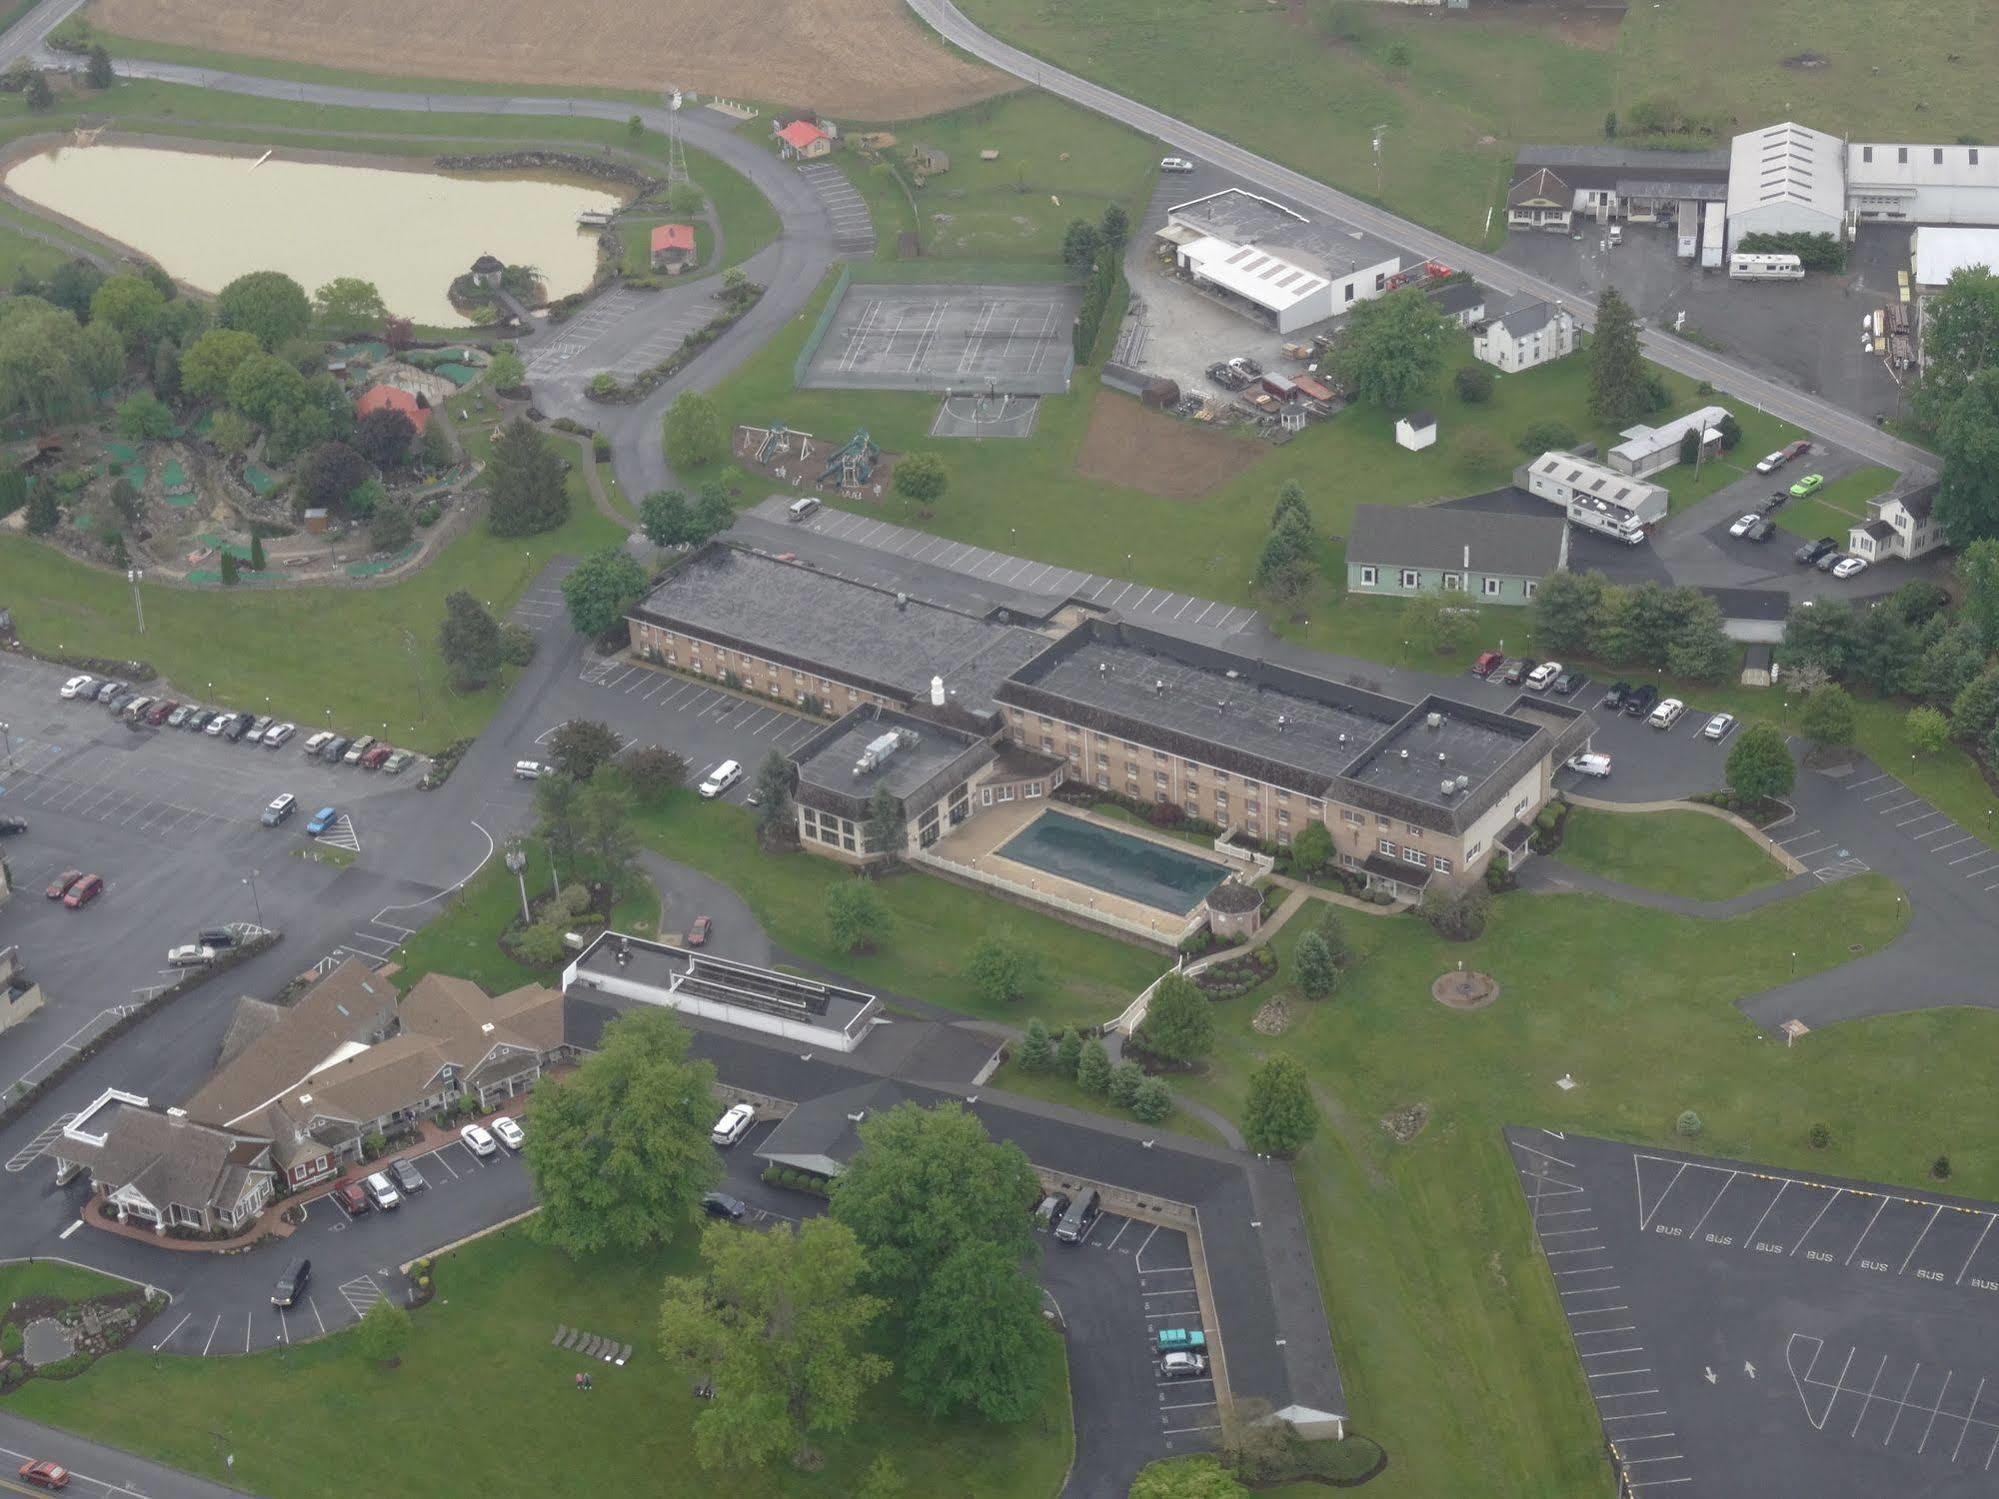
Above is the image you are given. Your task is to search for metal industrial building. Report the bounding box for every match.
[1156,188,1402,333]
[1724,121,1847,253]
[1848,140,1999,227]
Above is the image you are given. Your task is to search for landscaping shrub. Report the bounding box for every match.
[1145,799,1186,828]
[1420,884,1490,941]
[1192,946,1278,1000]
[1675,1110,1703,1139]
[1517,419,1579,454]
[1454,363,1495,404]
[1934,1155,1953,1181]
[1809,1123,1831,1150]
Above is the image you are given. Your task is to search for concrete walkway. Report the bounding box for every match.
[1519,857,1820,919]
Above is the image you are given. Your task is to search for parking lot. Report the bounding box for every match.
[1780,768,1999,892]
[1510,1128,1999,1498]
[560,658,822,793]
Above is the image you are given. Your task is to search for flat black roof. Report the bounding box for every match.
[630,543,1046,720]
[1001,619,1408,792]
[1342,696,1541,808]
[792,705,993,818]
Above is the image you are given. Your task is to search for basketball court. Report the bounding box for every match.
[799,281,1081,395]
[930,390,1041,439]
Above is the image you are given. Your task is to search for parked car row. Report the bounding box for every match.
[44,869,103,909]
[1599,682,1737,739]
[57,675,416,769]
[1794,534,1870,579]
[1471,652,1587,697]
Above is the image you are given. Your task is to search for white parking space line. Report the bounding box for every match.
[1898,811,1948,829]
[1933,836,1978,854]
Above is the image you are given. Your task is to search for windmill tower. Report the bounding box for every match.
[665,87,689,190]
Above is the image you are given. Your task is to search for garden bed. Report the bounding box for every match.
[1192,945,1277,1000]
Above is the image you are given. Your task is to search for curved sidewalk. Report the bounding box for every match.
[1519,856,1819,919]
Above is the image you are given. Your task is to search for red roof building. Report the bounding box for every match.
[650,223,696,254]
[776,119,831,159]
[355,383,429,434]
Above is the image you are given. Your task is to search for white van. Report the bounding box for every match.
[699,759,743,799]
[1648,697,1685,730]
[1565,752,1612,779]
[786,496,821,523]
[711,1102,755,1147]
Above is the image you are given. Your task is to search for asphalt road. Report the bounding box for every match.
[903,0,1935,480]
[0,1410,246,1499]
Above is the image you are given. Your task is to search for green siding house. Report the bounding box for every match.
[1345,504,1568,607]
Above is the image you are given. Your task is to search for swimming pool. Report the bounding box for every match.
[998,811,1229,916]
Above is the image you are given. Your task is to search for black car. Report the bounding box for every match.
[198,926,238,950]
[1624,684,1659,718]
[1499,659,1529,686]
[1745,517,1775,542]
[700,1191,748,1220]
[1552,671,1584,696]
[271,1257,311,1308]
[1765,490,1789,510]
[223,714,250,742]
[1603,681,1631,710]
[1796,536,1837,566]
[0,817,26,836]
[391,1158,427,1193]
[1815,548,1846,573]
[184,709,212,732]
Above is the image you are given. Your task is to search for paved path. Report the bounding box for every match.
[1519,857,1820,919]
[906,0,1933,480]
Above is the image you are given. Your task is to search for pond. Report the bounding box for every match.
[3,144,622,325]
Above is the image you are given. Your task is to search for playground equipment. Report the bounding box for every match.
[739,423,815,472]
[817,429,880,489]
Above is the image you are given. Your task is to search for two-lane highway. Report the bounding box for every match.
[907,0,1934,479]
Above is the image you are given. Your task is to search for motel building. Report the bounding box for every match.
[627,543,1590,925]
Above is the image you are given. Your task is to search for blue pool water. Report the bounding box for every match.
[998,810,1228,916]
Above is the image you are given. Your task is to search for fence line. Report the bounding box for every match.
[905,848,1201,948]
[792,263,855,387]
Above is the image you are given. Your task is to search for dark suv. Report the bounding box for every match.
[1795,536,1837,566]
[1624,684,1659,718]
[272,1257,311,1308]
[1603,682,1631,711]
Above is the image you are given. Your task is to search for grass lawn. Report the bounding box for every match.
[1769,465,1899,539]
[1556,805,1786,902]
[695,271,1792,611]
[0,458,624,753]
[11,1225,1073,1499]
[0,1261,133,1306]
[954,0,1998,246]
[630,791,1164,1027]
[1164,873,1968,1498]
[0,220,71,284]
[989,1058,1230,1149]
[391,843,660,994]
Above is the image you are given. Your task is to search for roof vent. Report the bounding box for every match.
[1337,732,1347,744]
[930,675,945,707]
[1425,711,1443,729]
[166,1106,187,1118]
[895,592,908,610]
[1441,778,1458,798]
[1437,751,1447,763]
[1226,669,1240,679]
[298,1094,313,1106]
[1398,748,1409,760]
[1155,679,1166,694]
[1099,661,1108,674]
[1277,714,1287,733]
[482,1021,495,1035]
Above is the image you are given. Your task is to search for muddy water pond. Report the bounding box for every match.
[4,144,620,324]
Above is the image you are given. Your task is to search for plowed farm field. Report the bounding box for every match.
[88,0,1013,119]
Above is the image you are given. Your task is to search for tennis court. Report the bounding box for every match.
[800,281,1081,395]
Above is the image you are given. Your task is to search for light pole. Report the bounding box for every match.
[0,721,12,769]
[544,840,561,899]
[243,869,264,930]
[505,845,530,924]
[126,568,145,635]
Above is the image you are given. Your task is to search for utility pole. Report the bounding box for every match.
[505,845,530,924]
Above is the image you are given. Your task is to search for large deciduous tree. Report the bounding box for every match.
[486,417,570,536]
[178,327,262,403]
[311,276,389,333]
[88,273,164,351]
[658,1217,888,1469]
[1799,684,1857,752]
[892,452,948,505]
[1529,569,1606,656]
[1136,973,1214,1064]
[964,932,1044,1007]
[1935,369,1999,546]
[560,544,649,639]
[353,406,417,469]
[1331,288,1448,408]
[1914,264,1999,429]
[1243,1054,1319,1156]
[899,1239,1052,1421]
[547,717,624,780]
[523,1007,721,1255]
[640,488,693,548]
[663,388,724,470]
[825,880,888,954]
[215,270,311,349]
[1128,1456,1251,1499]
[1724,722,1795,804]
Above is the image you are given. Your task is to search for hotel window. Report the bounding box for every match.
[1216,770,1229,783]
[1433,857,1453,875]
[1277,829,1290,845]
[1156,770,1168,786]
[841,832,856,852]
[1215,795,1229,814]
[1399,569,1420,588]
[1027,782,1043,797]
[1514,798,1529,816]
[1341,853,1359,869]
[998,785,1015,802]
[1154,748,1166,761]
[1277,790,1289,804]
[1068,747,1081,763]
[1157,790,1170,804]
[1376,814,1390,829]
[1041,736,1053,752]
[1097,772,1109,789]
[1341,809,1362,825]
[1482,577,1502,597]
[1277,810,1289,826]
[1097,751,1109,766]
[1378,838,1397,856]
[1359,565,1377,587]
[1306,799,1322,814]
[1403,848,1427,868]
[1468,841,1484,859]
[1405,821,1420,835]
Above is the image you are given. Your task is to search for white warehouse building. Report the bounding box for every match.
[1725,121,1847,253]
[1522,452,1669,527]
[1158,188,1402,334]
[1848,141,1999,227]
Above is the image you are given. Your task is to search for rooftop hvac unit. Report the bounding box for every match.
[1425,711,1443,729]
[1440,778,1458,798]
[1457,775,1470,792]
[854,728,915,777]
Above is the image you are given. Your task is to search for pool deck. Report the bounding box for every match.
[928,800,1232,942]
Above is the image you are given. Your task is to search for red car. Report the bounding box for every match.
[334,1180,370,1215]
[686,916,713,947]
[62,874,103,910]
[144,699,178,726]
[1783,439,1812,461]
[361,743,393,770]
[18,1459,70,1489]
[1471,650,1503,678]
[44,869,82,900]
